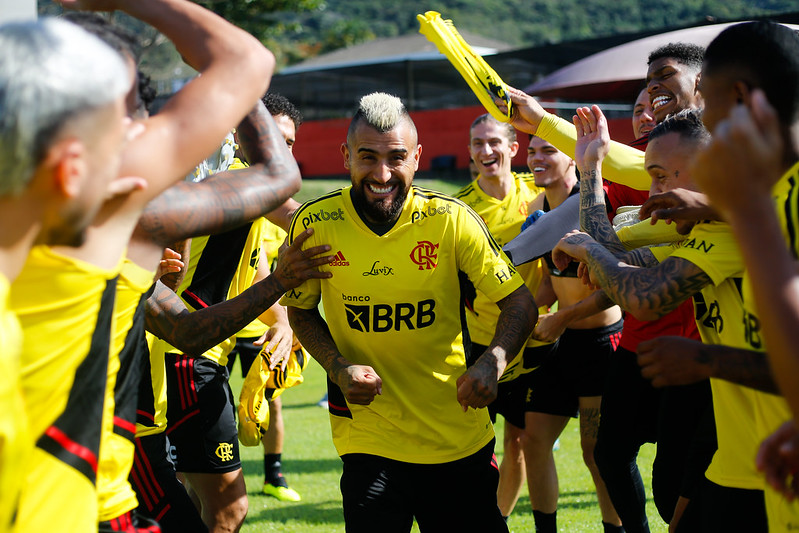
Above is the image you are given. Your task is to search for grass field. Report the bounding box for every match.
[232,177,669,532]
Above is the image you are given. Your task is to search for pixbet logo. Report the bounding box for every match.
[409,241,438,270]
[302,208,345,229]
[411,204,451,223]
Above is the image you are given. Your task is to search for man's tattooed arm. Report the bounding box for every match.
[133,100,301,246]
[145,275,286,356]
[579,169,635,256]
[581,241,711,321]
[458,285,538,410]
[287,306,349,381]
[144,228,332,356]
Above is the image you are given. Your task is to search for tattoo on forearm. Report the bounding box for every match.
[288,307,349,382]
[585,250,711,318]
[136,107,297,246]
[623,247,659,268]
[579,175,628,256]
[145,276,286,356]
[489,290,536,368]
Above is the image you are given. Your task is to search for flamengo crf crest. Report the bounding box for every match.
[409,240,438,270]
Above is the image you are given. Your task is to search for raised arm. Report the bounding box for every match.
[129,100,300,264]
[62,0,276,203]
[503,86,649,190]
[574,105,659,267]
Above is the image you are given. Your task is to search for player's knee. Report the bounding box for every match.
[520,427,553,454]
[502,425,523,451]
[215,494,248,530]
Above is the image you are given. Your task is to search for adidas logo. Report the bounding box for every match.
[329,251,350,267]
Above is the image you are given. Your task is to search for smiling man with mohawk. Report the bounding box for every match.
[282,92,538,532]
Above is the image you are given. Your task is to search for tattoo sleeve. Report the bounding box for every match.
[621,247,660,268]
[134,102,300,246]
[287,306,351,383]
[583,245,711,320]
[480,286,537,372]
[144,274,287,356]
[579,169,630,257]
[706,344,779,393]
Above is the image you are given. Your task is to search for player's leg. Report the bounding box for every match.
[129,432,208,533]
[579,395,622,530]
[522,411,570,532]
[570,322,624,530]
[181,470,248,533]
[262,395,301,501]
[481,364,533,520]
[521,344,577,533]
[594,346,659,533]
[652,381,712,523]
[166,354,246,532]
[496,420,525,518]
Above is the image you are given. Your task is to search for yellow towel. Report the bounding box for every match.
[237,340,309,446]
[418,10,512,122]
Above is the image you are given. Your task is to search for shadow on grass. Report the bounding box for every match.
[245,499,345,526]
[283,402,325,410]
[241,456,342,476]
[510,491,604,513]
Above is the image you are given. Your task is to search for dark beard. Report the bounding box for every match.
[351,181,408,224]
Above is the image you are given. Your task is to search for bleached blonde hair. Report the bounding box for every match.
[347,92,417,145]
[0,18,130,196]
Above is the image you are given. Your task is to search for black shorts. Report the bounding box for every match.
[226,336,261,378]
[340,440,508,533]
[164,353,240,473]
[473,343,558,428]
[526,320,623,418]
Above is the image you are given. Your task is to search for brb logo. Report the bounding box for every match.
[344,299,435,332]
[302,208,344,229]
[409,241,438,270]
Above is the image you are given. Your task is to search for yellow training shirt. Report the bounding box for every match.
[98,259,155,521]
[740,163,799,532]
[281,186,523,464]
[10,245,120,533]
[0,273,28,533]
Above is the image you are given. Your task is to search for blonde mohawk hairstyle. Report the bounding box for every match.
[358,92,406,132]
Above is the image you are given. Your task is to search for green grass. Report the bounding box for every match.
[231,361,669,533]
